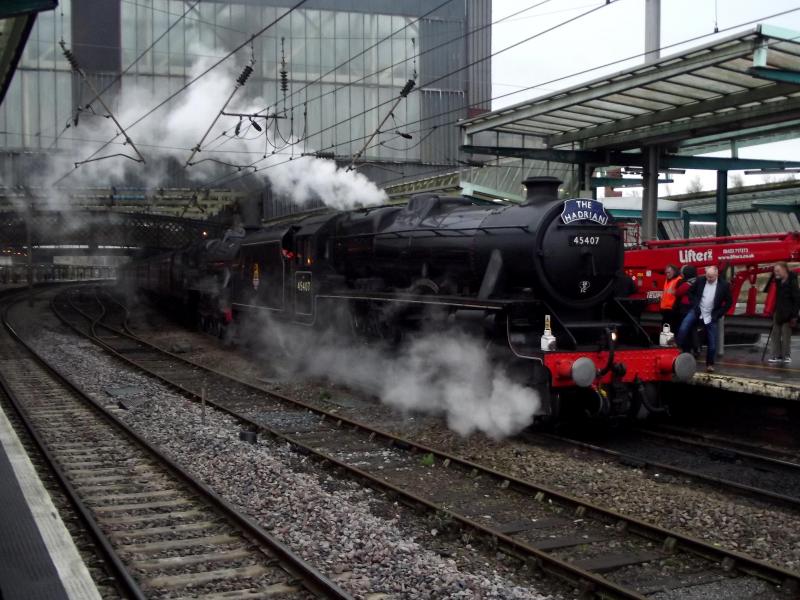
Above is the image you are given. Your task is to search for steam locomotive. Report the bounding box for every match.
[119,176,696,422]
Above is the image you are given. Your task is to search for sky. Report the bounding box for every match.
[490,0,800,196]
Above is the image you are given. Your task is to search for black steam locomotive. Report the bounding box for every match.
[120,176,696,421]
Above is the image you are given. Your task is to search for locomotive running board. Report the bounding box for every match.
[315,292,535,311]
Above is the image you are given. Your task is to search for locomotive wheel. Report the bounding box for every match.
[409,278,440,295]
[350,304,400,343]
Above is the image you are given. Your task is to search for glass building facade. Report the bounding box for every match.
[0,0,491,189]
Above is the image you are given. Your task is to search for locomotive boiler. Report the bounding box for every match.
[120,176,696,423]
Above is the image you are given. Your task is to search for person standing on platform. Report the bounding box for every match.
[767,261,800,364]
[677,265,732,373]
[675,264,699,355]
[660,264,682,332]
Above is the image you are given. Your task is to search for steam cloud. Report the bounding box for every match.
[253,318,541,439]
[7,43,387,211]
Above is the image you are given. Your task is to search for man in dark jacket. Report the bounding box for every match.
[676,265,733,372]
[767,262,800,364]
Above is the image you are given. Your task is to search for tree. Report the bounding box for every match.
[687,175,704,194]
[729,173,745,189]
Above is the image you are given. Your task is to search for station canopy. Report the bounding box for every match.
[461,25,800,157]
[0,1,57,105]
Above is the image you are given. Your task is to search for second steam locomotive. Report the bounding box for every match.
[120,176,696,422]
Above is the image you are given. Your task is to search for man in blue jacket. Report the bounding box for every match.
[676,265,733,372]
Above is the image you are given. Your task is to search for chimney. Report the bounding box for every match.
[522,176,561,204]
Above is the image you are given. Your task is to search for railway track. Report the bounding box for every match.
[52,285,800,599]
[645,424,800,464]
[527,425,800,512]
[1,289,350,600]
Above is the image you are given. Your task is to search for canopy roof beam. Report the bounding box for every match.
[575,94,800,150]
[547,82,800,148]
[461,25,800,155]
[461,144,800,171]
[462,32,759,140]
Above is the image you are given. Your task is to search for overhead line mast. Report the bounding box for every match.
[59,41,147,166]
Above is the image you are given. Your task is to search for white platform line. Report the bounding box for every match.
[0,402,103,600]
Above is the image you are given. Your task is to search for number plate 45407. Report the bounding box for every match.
[569,235,602,246]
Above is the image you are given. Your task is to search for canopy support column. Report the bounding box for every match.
[641,146,660,241]
[716,170,729,237]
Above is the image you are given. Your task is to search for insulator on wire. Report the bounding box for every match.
[236,65,253,86]
[280,37,289,93]
[59,41,80,72]
[280,68,289,92]
[400,79,415,98]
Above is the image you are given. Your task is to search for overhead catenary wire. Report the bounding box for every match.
[203,0,615,186]
[288,4,800,168]
[199,5,800,193]
[232,0,458,129]
[353,3,800,152]
[48,0,542,176]
[19,0,796,188]
[347,78,416,172]
[184,61,255,167]
[24,4,799,195]
[206,0,459,157]
[294,0,619,152]
[46,1,200,151]
[243,0,556,131]
[38,4,800,195]
[119,0,246,35]
[209,0,557,158]
[58,0,309,185]
[212,0,604,164]
[207,0,586,182]
[51,41,148,186]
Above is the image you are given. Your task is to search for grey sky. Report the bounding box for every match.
[491,0,800,195]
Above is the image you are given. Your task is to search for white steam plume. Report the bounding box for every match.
[15,43,387,210]
[252,318,540,440]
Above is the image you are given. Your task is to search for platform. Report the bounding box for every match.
[0,401,101,600]
[690,334,800,401]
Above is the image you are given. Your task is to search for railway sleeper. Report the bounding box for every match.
[143,565,271,590]
[108,521,221,541]
[102,509,207,526]
[170,581,303,599]
[132,548,257,571]
[118,533,241,554]
[93,498,198,514]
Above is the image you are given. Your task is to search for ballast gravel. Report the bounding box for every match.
[30,329,561,600]
[133,316,800,574]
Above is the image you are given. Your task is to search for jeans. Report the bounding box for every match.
[771,317,792,358]
[677,311,718,365]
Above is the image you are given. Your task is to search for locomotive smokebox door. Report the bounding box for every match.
[294,271,313,321]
